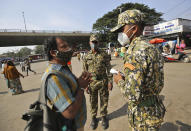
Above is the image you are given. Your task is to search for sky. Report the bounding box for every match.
[0,0,191,54]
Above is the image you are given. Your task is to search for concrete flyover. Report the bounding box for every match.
[0,29,91,47]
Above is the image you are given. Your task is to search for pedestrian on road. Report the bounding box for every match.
[83,34,113,130]
[43,36,91,131]
[24,59,36,76]
[2,60,24,95]
[20,60,25,72]
[1,60,7,79]
[1,60,5,72]
[107,48,112,60]
[77,53,81,61]
[111,9,166,131]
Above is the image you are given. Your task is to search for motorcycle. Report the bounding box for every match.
[149,38,190,63]
[162,51,190,63]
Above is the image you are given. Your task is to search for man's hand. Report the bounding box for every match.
[108,82,113,91]
[113,73,124,84]
[78,72,91,89]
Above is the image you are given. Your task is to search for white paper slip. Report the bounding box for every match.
[110,68,125,76]
[110,68,119,74]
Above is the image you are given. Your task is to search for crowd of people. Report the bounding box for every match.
[1,9,166,131]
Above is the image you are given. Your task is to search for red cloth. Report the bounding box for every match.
[150,38,166,44]
[67,61,71,65]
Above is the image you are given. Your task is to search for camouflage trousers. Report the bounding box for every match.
[128,112,162,131]
[89,80,109,118]
[127,105,164,131]
[129,124,160,131]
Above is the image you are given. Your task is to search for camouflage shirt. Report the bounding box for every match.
[118,36,164,105]
[117,37,165,127]
[83,49,112,83]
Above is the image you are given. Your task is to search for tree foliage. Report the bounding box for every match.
[34,45,44,54]
[3,51,15,58]
[2,47,32,59]
[18,47,32,57]
[93,2,164,44]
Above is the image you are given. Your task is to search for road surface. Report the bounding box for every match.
[0,56,191,131]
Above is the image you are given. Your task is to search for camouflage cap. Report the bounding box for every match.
[90,34,98,42]
[111,9,145,32]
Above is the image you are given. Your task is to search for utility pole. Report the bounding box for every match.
[22,11,27,32]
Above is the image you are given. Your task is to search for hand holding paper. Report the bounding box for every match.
[110,68,125,84]
[110,68,119,74]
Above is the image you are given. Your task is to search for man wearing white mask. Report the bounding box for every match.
[111,9,166,131]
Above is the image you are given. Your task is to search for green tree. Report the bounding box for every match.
[3,51,16,58]
[93,2,164,44]
[34,45,44,54]
[18,47,32,57]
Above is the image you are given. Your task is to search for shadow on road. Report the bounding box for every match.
[160,121,191,131]
[23,72,44,77]
[24,88,40,93]
[0,91,8,95]
[176,120,191,131]
[160,122,179,131]
[160,95,165,101]
[108,102,128,120]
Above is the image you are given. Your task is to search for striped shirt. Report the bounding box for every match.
[41,63,87,128]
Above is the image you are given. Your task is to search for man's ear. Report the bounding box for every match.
[132,25,138,35]
[50,50,57,57]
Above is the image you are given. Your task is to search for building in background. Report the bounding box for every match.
[143,18,191,47]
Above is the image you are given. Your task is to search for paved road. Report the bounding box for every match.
[0,56,191,131]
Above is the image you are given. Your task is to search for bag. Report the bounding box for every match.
[22,70,76,131]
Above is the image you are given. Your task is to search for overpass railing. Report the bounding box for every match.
[0,29,91,34]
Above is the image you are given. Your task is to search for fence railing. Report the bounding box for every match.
[0,29,91,34]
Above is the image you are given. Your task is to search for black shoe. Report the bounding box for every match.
[101,116,109,130]
[90,117,98,130]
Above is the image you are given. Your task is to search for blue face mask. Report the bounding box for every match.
[90,43,98,49]
[90,43,95,49]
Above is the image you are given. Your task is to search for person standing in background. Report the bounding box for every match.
[2,61,24,95]
[77,53,81,61]
[25,59,36,76]
[83,34,113,130]
[20,60,25,72]
[1,60,6,79]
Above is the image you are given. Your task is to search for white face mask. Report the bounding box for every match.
[117,32,130,46]
[117,25,135,46]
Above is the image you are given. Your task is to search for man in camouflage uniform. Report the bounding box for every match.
[111,10,166,131]
[83,34,113,130]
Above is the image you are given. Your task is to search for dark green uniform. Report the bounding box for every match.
[83,49,112,118]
